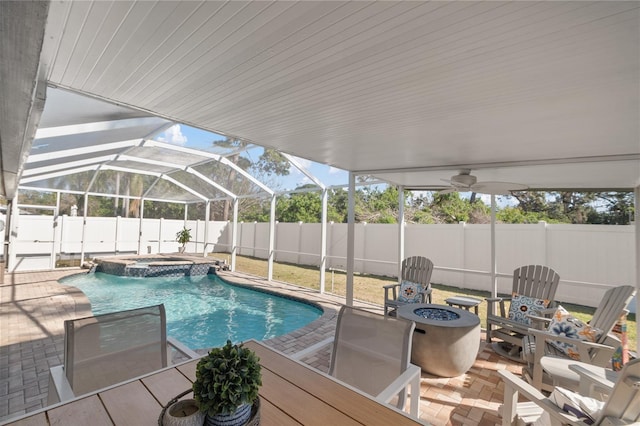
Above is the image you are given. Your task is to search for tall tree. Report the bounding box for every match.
[210,138,291,221]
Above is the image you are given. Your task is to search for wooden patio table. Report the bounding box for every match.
[3,340,423,426]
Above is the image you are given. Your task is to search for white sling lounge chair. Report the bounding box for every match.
[48,304,197,404]
[293,305,422,418]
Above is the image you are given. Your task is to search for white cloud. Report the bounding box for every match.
[328,166,341,174]
[299,176,312,185]
[157,124,188,146]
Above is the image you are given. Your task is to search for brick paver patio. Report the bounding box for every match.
[0,268,522,425]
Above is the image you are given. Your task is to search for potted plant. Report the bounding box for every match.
[176,227,192,253]
[193,340,262,426]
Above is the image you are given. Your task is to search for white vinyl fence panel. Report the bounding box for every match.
[9,214,635,309]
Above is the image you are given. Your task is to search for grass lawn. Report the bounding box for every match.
[222,254,637,352]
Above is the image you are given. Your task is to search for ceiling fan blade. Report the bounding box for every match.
[404,185,452,191]
[438,187,458,194]
[441,178,470,189]
[470,181,528,195]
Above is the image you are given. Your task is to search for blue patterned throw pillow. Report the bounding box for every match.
[507,293,550,325]
[398,280,422,303]
[547,305,603,360]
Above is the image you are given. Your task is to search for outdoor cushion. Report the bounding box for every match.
[397,280,422,303]
[547,305,603,361]
[535,386,604,425]
[508,293,550,325]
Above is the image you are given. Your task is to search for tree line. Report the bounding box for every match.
[14,179,634,226]
[232,186,634,225]
[11,137,634,225]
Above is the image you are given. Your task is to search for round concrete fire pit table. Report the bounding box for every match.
[397,303,480,377]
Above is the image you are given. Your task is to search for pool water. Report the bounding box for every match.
[61,273,322,350]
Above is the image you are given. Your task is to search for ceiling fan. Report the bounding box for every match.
[438,169,528,195]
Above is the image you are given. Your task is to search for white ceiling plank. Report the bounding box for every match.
[6,0,638,197]
[23,155,118,177]
[27,139,142,163]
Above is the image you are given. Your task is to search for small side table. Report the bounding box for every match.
[445,296,481,314]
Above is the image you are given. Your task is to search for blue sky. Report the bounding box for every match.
[157,125,519,207]
[157,124,349,190]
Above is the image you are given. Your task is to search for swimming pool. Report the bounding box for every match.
[60,273,322,350]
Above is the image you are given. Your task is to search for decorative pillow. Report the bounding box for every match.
[547,305,603,360]
[547,386,603,425]
[397,280,422,303]
[508,293,550,325]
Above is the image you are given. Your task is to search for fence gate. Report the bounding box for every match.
[9,205,58,272]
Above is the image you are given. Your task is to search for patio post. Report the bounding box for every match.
[490,194,497,312]
[204,201,210,256]
[636,185,639,354]
[346,172,355,306]
[231,197,238,271]
[268,193,276,281]
[320,188,328,293]
[138,198,144,254]
[398,185,405,281]
[5,197,16,274]
[51,192,60,269]
[79,193,88,267]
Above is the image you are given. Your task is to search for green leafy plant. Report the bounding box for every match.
[176,227,192,248]
[193,340,262,416]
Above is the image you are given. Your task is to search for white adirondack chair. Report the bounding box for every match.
[383,256,434,316]
[499,357,640,425]
[522,285,636,393]
[486,265,560,361]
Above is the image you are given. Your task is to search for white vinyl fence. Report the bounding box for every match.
[7,215,636,310]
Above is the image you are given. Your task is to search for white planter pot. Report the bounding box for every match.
[162,399,205,426]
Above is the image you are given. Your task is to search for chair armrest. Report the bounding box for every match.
[601,418,640,426]
[168,336,200,359]
[487,315,530,336]
[418,288,433,304]
[528,329,616,366]
[290,337,333,360]
[568,364,617,395]
[383,283,400,302]
[527,328,614,350]
[499,369,547,403]
[376,363,421,418]
[486,297,509,317]
[498,369,585,426]
[536,307,557,316]
[526,314,552,329]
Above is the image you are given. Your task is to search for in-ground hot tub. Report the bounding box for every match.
[94,254,220,277]
[397,304,480,377]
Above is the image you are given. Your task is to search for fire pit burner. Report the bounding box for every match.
[413,307,460,321]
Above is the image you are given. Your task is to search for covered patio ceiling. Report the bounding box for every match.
[1,1,639,201]
[21,88,274,204]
